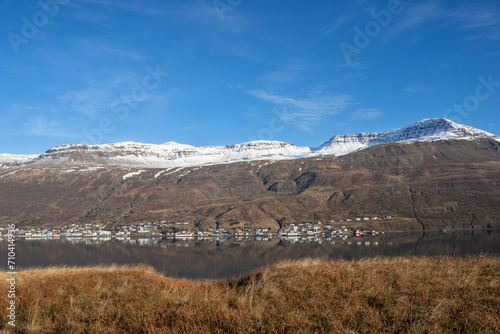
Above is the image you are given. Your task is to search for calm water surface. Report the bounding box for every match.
[2,230,499,279]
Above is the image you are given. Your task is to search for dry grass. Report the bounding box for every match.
[1,256,499,333]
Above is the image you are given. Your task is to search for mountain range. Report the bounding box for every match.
[1,118,498,168]
[1,118,499,231]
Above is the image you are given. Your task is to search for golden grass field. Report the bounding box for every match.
[1,256,499,333]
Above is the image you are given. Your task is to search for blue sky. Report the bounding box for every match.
[1,0,500,154]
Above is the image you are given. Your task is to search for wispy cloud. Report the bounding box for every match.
[315,15,353,46]
[487,50,500,57]
[75,39,145,62]
[336,61,368,70]
[248,89,351,132]
[57,87,113,118]
[384,2,441,41]
[260,60,308,84]
[53,61,164,119]
[23,114,80,139]
[404,83,434,94]
[227,82,243,90]
[181,124,200,132]
[441,2,500,41]
[386,1,500,42]
[352,108,382,121]
[164,1,251,34]
[21,106,47,111]
[261,71,297,84]
[68,0,174,19]
[449,3,500,29]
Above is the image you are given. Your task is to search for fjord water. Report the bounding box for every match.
[2,230,499,279]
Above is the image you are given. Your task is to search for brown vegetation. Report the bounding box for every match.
[1,256,499,333]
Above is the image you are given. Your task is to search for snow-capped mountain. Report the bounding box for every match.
[314,118,499,156]
[3,118,499,168]
[28,140,311,168]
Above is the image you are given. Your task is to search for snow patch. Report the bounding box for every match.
[123,170,145,180]
[154,169,169,178]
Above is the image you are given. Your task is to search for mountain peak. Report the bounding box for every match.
[416,117,453,124]
[315,118,498,156]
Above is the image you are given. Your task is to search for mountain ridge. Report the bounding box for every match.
[1,118,498,168]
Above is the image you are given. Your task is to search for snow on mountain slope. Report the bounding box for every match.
[3,118,499,168]
[314,118,499,156]
[29,140,311,168]
[0,154,39,167]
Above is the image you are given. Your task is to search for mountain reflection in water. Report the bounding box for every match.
[2,230,499,279]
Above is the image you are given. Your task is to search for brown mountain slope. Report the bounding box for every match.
[1,139,499,231]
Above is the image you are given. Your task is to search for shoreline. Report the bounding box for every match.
[5,226,499,240]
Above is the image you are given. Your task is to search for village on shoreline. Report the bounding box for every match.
[0,215,397,241]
